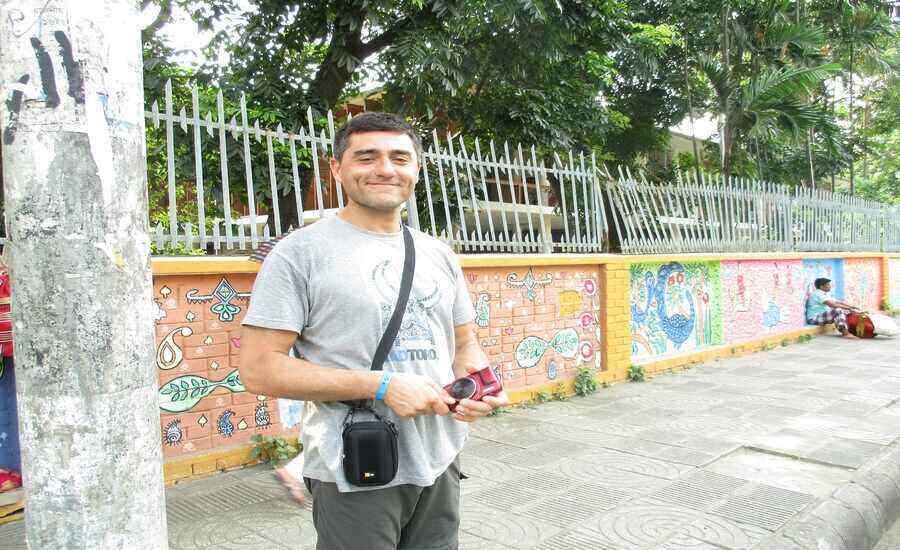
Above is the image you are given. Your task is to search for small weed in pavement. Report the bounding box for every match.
[251,435,300,464]
[574,367,599,396]
[627,364,646,382]
[488,406,511,417]
[552,383,569,401]
[533,389,552,403]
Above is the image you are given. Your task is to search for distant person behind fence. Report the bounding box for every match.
[806,278,861,336]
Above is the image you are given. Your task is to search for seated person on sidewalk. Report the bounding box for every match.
[806,278,861,335]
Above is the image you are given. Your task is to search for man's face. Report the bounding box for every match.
[330,131,419,213]
[821,282,832,292]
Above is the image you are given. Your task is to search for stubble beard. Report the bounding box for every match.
[346,180,412,213]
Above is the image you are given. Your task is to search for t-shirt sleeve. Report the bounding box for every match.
[242,250,309,334]
[451,259,475,326]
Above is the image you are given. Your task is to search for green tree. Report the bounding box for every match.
[812,0,896,194]
[694,0,841,181]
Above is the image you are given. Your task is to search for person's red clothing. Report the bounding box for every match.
[0,271,11,357]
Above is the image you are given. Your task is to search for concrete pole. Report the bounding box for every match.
[0,2,168,549]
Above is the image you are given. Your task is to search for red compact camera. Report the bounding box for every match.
[443,366,503,412]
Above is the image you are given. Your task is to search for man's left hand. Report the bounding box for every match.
[452,392,510,423]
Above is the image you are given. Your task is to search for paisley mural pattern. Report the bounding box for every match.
[630,261,722,359]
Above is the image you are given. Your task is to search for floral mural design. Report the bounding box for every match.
[843,258,882,312]
[721,260,805,342]
[630,261,722,359]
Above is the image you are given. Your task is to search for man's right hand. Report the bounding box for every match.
[382,373,455,418]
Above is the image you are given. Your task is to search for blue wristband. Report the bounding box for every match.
[375,371,393,401]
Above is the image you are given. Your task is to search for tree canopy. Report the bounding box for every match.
[144,0,898,202]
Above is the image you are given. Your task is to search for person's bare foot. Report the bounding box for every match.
[275,467,308,505]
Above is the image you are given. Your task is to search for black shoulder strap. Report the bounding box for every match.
[343,224,415,410]
[371,224,415,371]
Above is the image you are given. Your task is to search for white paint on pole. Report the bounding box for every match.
[0,1,168,548]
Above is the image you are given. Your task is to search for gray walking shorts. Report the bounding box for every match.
[304,458,461,550]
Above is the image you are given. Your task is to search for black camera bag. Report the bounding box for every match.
[341,224,414,487]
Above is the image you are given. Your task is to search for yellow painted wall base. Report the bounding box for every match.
[504,325,831,406]
[164,444,253,485]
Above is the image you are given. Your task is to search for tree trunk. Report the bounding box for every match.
[806,128,816,188]
[0,2,168,548]
[722,121,734,185]
[720,1,730,181]
[830,78,837,192]
[848,40,855,195]
[683,61,702,178]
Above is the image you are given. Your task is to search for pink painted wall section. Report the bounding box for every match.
[890,258,900,309]
[844,258,883,312]
[720,260,806,342]
[463,266,602,392]
[152,264,602,461]
[153,275,298,460]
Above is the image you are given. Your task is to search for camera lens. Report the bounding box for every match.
[449,378,477,400]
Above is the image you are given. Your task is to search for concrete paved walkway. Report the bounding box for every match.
[2,333,899,549]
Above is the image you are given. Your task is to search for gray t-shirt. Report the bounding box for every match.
[243,215,475,492]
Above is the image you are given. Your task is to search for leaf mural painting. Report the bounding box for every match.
[515,328,579,369]
[158,369,245,413]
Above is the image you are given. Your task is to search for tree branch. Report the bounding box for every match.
[144,0,173,35]
[358,12,430,59]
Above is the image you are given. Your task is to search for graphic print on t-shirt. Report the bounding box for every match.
[372,259,442,363]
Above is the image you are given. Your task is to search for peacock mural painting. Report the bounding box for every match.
[630,261,723,360]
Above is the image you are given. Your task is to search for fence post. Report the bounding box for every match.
[0,2,168,547]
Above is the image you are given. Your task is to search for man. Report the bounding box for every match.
[806,277,860,335]
[240,112,508,550]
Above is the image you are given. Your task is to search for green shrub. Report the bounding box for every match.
[627,364,646,382]
[250,435,300,464]
[574,367,599,396]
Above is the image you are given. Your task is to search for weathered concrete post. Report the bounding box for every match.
[0,2,168,548]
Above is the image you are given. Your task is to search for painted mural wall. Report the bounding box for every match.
[153,275,295,459]
[843,258,884,312]
[891,258,900,309]
[721,260,806,342]
[802,259,845,301]
[466,266,602,391]
[630,261,723,360]
[153,264,603,459]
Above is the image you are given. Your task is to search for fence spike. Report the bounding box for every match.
[154,222,164,251]
[211,220,221,251]
[275,123,284,144]
[205,111,214,137]
[237,222,246,249]
[326,110,336,152]
[184,222,195,249]
[150,100,160,128]
[254,120,262,142]
[229,116,239,141]
[178,106,188,133]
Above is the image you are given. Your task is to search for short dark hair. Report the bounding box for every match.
[814,278,831,290]
[332,112,423,163]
